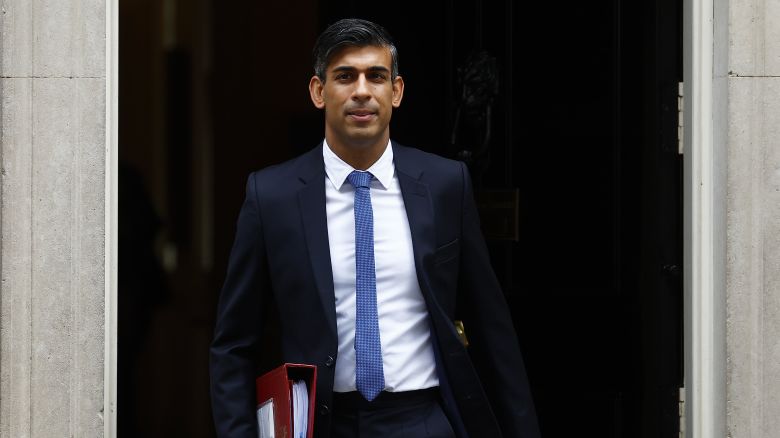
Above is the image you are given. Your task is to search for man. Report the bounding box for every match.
[210,19,539,438]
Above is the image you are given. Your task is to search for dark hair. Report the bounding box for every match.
[312,18,399,81]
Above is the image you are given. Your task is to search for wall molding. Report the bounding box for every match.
[104,0,119,435]
[683,0,727,436]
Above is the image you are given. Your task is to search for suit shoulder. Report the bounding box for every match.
[247,144,321,189]
[392,142,464,179]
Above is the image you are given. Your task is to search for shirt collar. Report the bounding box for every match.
[322,138,394,190]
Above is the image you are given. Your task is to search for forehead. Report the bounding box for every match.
[327,45,392,71]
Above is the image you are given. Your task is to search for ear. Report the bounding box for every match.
[309,75,326,109]
[391,75,404,108]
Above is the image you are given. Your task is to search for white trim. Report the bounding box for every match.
[683,0,726,436]
[104,0,119,435]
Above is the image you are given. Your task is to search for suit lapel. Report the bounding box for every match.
[393,143,437,290]
[297,144,338,337]
[295,142,438,337]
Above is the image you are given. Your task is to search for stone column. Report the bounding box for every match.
[0,0,108,436]
[725,0,780,436]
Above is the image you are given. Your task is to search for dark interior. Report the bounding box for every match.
[119,1,683,436]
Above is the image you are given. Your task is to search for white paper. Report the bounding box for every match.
[257,398,275,438]
[292,380,308,438]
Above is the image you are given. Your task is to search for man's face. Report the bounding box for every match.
[309,45,404,149]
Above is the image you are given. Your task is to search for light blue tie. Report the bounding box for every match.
[347,170,385,401]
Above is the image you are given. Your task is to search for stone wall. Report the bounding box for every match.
[725,0,780,436]
[0,0,107,436]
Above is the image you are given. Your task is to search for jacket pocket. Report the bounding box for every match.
[434,238,460,266]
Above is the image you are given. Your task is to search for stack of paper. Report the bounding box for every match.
[256,399,275,438]
[292,380,309,438]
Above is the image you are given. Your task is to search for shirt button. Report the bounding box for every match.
[319,403,330,415]
[325,355,335,367]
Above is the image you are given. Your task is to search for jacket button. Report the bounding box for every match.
[325,355,335,367]
[319,403,330,415]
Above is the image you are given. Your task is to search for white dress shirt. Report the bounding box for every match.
[323,139,439,393]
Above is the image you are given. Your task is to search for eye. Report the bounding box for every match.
[369,72,387,82]
[335,72,352,81]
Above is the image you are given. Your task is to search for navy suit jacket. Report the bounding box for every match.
[210,142,540,438]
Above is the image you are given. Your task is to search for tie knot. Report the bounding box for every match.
[347,170,373,189]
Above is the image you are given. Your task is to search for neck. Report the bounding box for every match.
[325,133,389,170]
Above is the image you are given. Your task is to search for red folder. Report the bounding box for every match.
[255,363,317,438]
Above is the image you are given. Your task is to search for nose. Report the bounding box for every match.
[352,74,371,101]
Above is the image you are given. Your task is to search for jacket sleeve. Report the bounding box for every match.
[456,162,541,438]
[210,173,267,437]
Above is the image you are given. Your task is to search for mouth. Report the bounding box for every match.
[346,109,377,123]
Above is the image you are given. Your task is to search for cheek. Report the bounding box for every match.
[325,108,340,123]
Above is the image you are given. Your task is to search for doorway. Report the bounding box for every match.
[118,0,683,436]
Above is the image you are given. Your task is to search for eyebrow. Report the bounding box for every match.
[331,65,391,74]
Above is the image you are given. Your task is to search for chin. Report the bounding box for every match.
[345,128,383,142]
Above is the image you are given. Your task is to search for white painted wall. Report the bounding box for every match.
[684,0,728,436]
